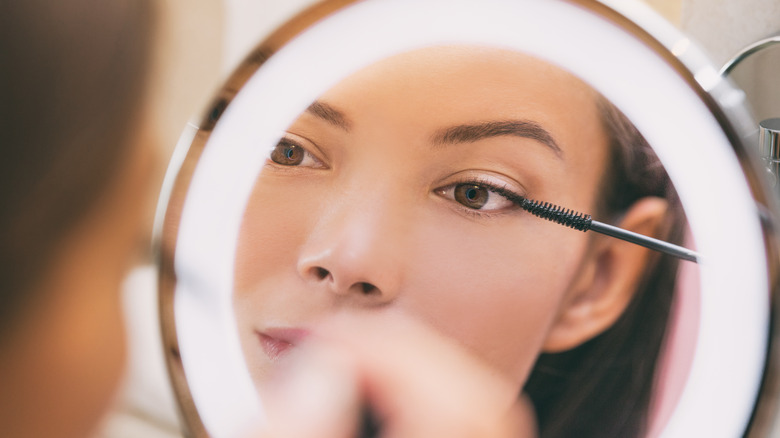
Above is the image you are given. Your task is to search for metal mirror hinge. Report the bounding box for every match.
[760,118,780,189]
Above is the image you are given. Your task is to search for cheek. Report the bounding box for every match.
[233,176,322,321]
[399,215,588,387]
[233,176,317,386]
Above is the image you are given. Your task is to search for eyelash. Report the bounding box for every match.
[268,136,526,220]
[441,176,526,219]
[266,135,327,169]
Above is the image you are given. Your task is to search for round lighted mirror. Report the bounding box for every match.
[155,1,780,437]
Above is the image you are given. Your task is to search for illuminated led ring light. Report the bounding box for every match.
[156,1,774,437]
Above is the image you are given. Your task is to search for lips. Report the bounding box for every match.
[257,328,310,361]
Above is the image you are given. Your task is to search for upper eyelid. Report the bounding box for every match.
[282,131,323,151]
[278,132,328,163]
[445,175,526,200]
[436,178,523,218]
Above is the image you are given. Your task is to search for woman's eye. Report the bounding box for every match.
[441,183,517,211]
[269,138,322,167]
[455,184,490,209]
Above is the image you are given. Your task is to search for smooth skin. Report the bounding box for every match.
[234,46,667,406]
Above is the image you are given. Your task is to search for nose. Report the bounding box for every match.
[296,196,405,305]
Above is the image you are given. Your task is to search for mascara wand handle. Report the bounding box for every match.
[357,403,381,438]
[589,220,700,263]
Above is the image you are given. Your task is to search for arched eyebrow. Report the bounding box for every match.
[431,120,563,158]
[305,100,351,131]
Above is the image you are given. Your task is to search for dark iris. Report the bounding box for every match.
[454,184,489,209]
[270,140,304,165]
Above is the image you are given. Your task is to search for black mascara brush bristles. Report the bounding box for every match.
[519,198,593,232]
[490,188,591,232]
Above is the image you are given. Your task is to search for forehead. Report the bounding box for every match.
[319,46,601,123]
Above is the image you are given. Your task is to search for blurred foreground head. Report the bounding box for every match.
[0,1,154,437]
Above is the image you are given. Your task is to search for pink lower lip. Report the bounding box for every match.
[257,328,310,361]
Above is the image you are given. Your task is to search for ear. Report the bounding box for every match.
[542,197,669,352]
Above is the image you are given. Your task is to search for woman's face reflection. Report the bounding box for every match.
[233,46,647,395]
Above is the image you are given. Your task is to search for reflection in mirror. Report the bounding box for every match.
[233,46,692,437]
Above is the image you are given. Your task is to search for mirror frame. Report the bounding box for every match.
[154,1,780,436]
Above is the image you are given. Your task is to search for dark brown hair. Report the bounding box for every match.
[0,0,154,336]
[523,96,685,437]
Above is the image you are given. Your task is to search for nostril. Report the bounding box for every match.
[306,266,380,296]
[359,282,378,295]
[314,267,330,280]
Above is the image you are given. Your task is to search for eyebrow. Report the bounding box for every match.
[431,120,563,157]
[305,100,351,131]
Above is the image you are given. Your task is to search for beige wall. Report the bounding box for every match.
[680,0,780,122]
[222,0,319,75]
[680,0,780,66]
[644,0,683,24]
[146,1,224,161]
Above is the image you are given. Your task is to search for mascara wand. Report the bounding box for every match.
[519,198,700,263]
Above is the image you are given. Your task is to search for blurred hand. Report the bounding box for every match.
[254,312,537,438]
